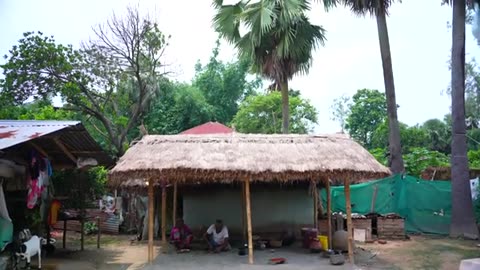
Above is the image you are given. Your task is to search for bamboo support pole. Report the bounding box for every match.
[173,181,178,224]
[63,220,67,249]
[326,179,332,250]
[344,178,354,264]
[241,182,246,243]
[245,178,254,264]
[148,178,154,263]
[313,181,318,228]
[80,218,84,251]
[97,216,101,249]
[161,185,167,253]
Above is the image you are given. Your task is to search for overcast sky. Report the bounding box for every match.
[1,0,479,133]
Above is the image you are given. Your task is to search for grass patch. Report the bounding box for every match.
[83,234,125,246]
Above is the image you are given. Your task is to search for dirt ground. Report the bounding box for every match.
[28,233,480,270]
[356,235,480,270]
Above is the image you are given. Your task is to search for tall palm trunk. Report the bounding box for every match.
[376,11,404,174]
[450,0,478,239]
[280,80,289,134]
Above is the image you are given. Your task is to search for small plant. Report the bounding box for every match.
[84,221,98,235]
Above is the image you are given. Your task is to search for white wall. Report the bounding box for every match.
[183,186,314,237]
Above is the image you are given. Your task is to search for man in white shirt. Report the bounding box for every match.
[204,219,231,253]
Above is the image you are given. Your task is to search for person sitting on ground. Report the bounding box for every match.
[170,218,193,252]
[204,219,231,253]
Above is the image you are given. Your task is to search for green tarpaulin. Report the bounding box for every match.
[320,175,453,235]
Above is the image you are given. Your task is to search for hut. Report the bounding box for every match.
[108,133,390,264]
[0,120,113,252]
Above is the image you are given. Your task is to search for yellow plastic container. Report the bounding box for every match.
[318,235,328,251]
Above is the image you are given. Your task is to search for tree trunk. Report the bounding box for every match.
[280,80,289,134]
[450,0,479,239]
[376,12,404,174]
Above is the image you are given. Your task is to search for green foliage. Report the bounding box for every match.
[193,40,262,124]
[0,99,74,120]
[423,118,451,154]
[369,148,388,166]
[0,7,169,156]
[51,167,108,210]
[84,221,99,235]
[345,89,387,148]
[447,58,480,129]
[233,91,318,134]
[467,128,480,151]
[371,121,429,154]
[468,149,480,168]
[145,81,214,134]
[213,0,326,133]
[213,0,326,82]
[144,44,260,135]
[403,148,449,177]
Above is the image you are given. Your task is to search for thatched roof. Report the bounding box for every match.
[108,134,390,186]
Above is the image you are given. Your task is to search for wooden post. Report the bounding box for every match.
[173,181,178,224]
[344,178,354,264]
[313,181,318,229]
[370,185,379,213]
[80,218,85,251]
[326,179,332,251]
[161,185,167,253]
[148,178,154,263]
[241,182,246,243]
[63,220,67,249]
[245,178,254,264]
[96,216,101,249]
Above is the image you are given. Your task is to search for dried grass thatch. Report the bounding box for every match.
[108,134,390,186]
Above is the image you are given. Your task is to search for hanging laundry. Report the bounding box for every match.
[27,178,44,209]
[48,200,62,226]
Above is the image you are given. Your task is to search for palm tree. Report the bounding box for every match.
[446,0,479,239]
[212,0,326,134]
[321,0,404,173]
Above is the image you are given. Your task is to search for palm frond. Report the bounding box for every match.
[212,1,246,43]
[317,0,340,11]
[242,0,277,43]
[339,0,398,16]
[213,0,326,84]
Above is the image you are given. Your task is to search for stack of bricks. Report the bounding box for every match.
[377,216,406,240]
[317,219,329,235]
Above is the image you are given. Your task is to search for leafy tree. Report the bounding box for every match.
[422,118,451,154]
[369,148,388,166]
[233,91,318,134]
[403,148,449,177]
[345,89,387,148]
[467,128,480,151]
[321,0,404,173]
[0,99,74,120]
[468,149,480,168]
[144,81,214,134]
[0,6,169,157]
[193,40,262,124]
[213,0,326,133]
[371,121,429,154]
[330,94,351,133]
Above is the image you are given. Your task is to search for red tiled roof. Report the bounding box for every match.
[180,122,233,135]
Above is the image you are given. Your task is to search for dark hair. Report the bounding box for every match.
[215,219,223,224]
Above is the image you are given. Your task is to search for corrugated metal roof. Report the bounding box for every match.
[0,120,113,168]
[180,122,233,135]
[0,120,80,150]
